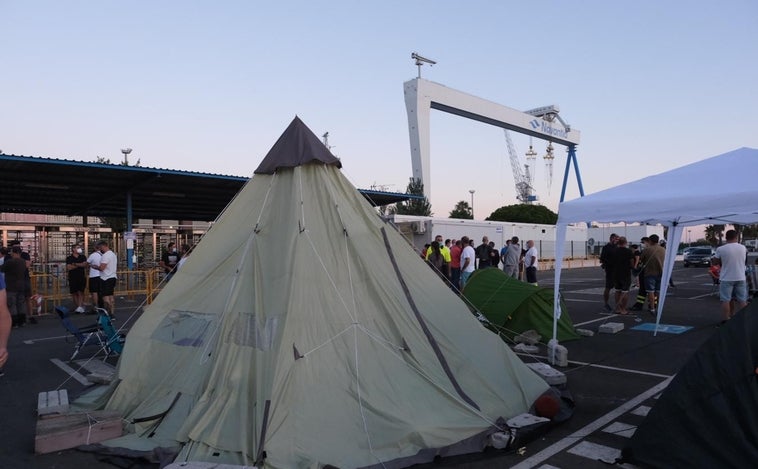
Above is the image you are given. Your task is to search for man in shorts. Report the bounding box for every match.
[640,234,665,314]
[65,244,88,313]
[713,229,748,325]
[95,241,118,316]
[611,237,635,314]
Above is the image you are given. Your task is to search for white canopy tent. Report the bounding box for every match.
[553,147,758,339]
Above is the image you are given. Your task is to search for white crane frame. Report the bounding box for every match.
[404,78,584,204]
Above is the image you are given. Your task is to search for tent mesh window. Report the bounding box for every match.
[227,312,279,351]
[150,310,215,347]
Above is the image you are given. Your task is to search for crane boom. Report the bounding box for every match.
[504,130,536,204]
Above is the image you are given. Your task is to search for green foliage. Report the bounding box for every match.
[389,178,432,216]
[704,224,725,245]
[449,200,473,219]
[486,204,558,224]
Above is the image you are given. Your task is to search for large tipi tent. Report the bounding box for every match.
[462,269,579,342]
[552,147,758,339]
[96,117,549,468]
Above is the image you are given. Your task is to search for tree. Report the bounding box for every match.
[449,200,473,219]
[389,178,432,216]
[486,204,558,224]
[704,224,725,245]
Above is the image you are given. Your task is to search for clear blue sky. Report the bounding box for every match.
[2,1,757,221]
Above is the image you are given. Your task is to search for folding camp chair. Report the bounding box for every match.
[56,306,124,361]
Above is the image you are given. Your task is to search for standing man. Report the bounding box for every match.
[0,269,12,375]
[449,240,462,291]
[639,234,665,314]
[66,244,88,313]
[475,236,491,269]
[631,237,650,311]
[523,240,539,286]
[87,242,103,311]
[502,236,521,279]
[160,242,180,281]
[426,235,451,279]
[96,241,118,316]
[459,236,476,289]
[2,247,27,328]
[611,237,635,314]
[713,229,748,324]
[600,233,619,312]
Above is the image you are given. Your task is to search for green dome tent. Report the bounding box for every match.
[463,268,579,342]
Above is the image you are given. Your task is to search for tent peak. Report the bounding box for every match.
[254,116,342,175]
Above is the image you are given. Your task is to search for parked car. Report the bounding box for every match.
[683,247,715,267]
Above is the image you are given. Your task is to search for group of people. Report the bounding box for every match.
[600,233,667,315]
[600,229,751,324]
[67,240,119,316]
[423,234,539,291]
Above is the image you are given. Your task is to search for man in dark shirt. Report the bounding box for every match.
[599,233,619,312]
[475,236,491,269]
[66,244,88,313]
[611,237,635,314]
[160,242,180,281]
[2,246,28,327]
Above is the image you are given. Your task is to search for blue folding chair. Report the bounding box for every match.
[56,306,125,360]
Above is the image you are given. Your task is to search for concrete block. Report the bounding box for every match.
[547,339,568,367]
[513,343,540,354]
[525,362,567,385]
[514,329,541,345]
[599,322,625,334]
[38,390,69,417]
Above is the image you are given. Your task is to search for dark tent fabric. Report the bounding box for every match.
[254,116,342,174]
[463,269,579,342]
[623,302,758,468]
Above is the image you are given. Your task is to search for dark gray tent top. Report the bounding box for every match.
[254,116,342,175]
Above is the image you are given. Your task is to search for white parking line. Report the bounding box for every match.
[603,421,636,438]
[23,334,69,344]
[567,440,621,463]
[510,376,673,469]
[50,358,91,386]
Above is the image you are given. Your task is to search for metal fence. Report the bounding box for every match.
[29,268,165,316]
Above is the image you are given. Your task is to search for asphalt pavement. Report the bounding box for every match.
[0,263,726,469]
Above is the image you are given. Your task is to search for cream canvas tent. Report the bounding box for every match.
[552,147,758,339]
[95,117,548,468]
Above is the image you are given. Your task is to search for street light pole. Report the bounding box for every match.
[468,189,475,219]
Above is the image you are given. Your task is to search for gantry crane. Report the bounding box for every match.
[504,130,538,204]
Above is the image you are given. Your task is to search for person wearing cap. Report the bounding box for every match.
[66,244,88,313]
[87,242,103,311]
[600,233,619,312]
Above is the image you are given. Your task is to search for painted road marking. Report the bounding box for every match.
[23,334,69,344]
[513,355,673,379]
[631,323,692,334]
[603,421,636,438]
[510,376,673,469]
[631,405,651,417]
[566,440,621,463]
[50,358,90,386]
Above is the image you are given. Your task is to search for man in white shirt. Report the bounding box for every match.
[95,241,118,316]
[713,229,748,324]
[524,240,539,286]
[459,236,476,290]
[87,244,103,311]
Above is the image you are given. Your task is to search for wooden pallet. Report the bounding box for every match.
[35,410,122,454]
